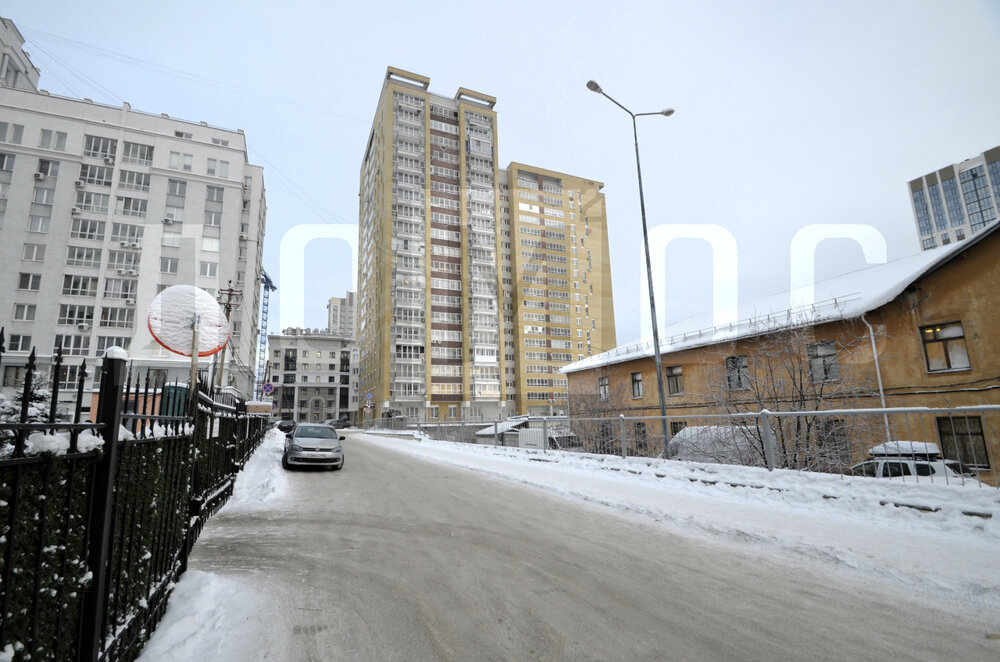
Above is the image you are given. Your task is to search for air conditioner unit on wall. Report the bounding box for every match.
[239,233,249,241]
[75,180,84,188]
[71,207,81,215]
[116,268,127,275]
[104,156,115,165]
[124,299,136,306]
[34,172,45,180]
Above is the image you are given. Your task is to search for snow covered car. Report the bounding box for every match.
[282,424,345,470]
[847,441,973,481]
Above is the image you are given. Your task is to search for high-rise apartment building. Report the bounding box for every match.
[909,146,1000,251]
[0,17,266,404]
[327,291,357,339]
[358,67,614,422]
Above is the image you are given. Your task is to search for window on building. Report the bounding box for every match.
[8,334,31,351]
[630,371,643,398]
[598,375,609,401]
[199,261,218,277]
[921,322,970,372]
[206,186,224,203]
[670,421,687,436]
[937,416,990,470]
[28,215,50,233]
[37,159,59,176]
[665,365,683,395]
[204,211,222,227]
[18,273,41,291]
[160,257,179,274]
[807,340,840,382]
[202,237,220,252]
[725,355,749,390]
[13,304,36,321]
[22,244,45,261]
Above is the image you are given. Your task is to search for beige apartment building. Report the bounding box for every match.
[358,67,615,422]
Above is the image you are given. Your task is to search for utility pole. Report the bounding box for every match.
[216,280,243,389]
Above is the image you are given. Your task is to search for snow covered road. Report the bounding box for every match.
[138,429,1000,661]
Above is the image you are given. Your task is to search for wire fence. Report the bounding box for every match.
[362,406,1000,488]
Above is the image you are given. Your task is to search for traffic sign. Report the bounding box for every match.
[262,382,274,395]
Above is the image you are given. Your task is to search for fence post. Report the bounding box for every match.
[78,354,127,662]
[619,414,627,459]
[542,417,548,452]
[493,419,498,446]
[760,410,776,471]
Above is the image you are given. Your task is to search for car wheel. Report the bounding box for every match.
[281,454,291,470]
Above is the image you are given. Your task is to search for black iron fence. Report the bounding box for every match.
[0,331,268,662]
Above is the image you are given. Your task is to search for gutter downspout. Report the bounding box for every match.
[861,313,891,442]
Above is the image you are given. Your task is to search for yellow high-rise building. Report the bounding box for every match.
[358,67,615,422]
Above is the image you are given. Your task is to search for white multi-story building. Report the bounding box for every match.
[326,291,357,339]
[0,17,266,404]
[266,328,359,423]
[909,146,1000,251]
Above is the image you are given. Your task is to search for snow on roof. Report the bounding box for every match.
[868,441,941,457]
[563,224,998,374]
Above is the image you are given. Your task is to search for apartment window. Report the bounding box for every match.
[116,196,148,218]
[937,416,990,470]
[174,130,193,140]
[110,223,143,244]
[118,170,150,192]
[921,322,970,372]
[54,334,90,356]
[169,151,193,171]
[202,237,220,252]
[13,304,36,321]
[725,355,750,390]
[22,244,45,261]
[66,246,102,267]
[57,304,94,325]
[630,371,644,398]
[665,365,683,395]
[8,335,31,351]
[199,261,218,277]
[0,152,14,170]
[160,257,179,274]
[121,141,153,165]
[77,191,110,213]
[33,187,55,205]
[100,307,134,328]
[62,275,98,296]
[29,214,51,233]
[71,219,106,240]
[670,421,687,436]
[598,376,609,401]
[212,138,230,147]
[807,340,840,382]
[79,164,113,186]
[206,186,224,203]
[37,159,59,176]
[206,159,229,178]
[103,278,136,299]
[204,211,222,227]
[162,231,181,247]
[96,336,131,353]
[448,405,458,419]
[18,273,41,291]
[168,179,187,196]
[84,135,116,158]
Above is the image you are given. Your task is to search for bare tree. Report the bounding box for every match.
[699,316,884,471]
[567,368,656,457]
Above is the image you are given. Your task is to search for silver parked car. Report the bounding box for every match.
[282,424,345,470]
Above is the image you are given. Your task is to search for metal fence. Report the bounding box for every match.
[364,406,999,488]
[0,332,268,662]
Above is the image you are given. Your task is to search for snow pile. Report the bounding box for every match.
[135,571,278,661]
[23,430,105,455]
[222,428,288,514]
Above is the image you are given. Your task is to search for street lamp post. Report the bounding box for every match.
[587,80,673,454]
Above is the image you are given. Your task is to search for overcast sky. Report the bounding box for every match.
[5,0,999,347]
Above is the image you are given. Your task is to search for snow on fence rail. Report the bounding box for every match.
[0,329,268,662]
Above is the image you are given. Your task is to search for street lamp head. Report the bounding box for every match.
[661,108,675,117]
[586,80,602,94]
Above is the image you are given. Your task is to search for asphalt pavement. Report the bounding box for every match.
[187,432,998,661]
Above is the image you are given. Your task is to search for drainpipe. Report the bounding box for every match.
[861,313,891,442]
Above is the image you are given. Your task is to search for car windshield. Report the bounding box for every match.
[294,426,336,439]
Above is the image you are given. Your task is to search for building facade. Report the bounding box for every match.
[909,145,999,251]
[357,67,615,423]
[267,328,359,423]
[326,291,357,339]
[563,223,1000,480]
[0,18,266,405]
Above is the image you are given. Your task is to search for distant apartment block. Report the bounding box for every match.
[327,291,357,339]
[909,146,999,250]
[357,67,615,422]
[267,327,359,423]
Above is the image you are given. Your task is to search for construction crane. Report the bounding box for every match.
[255,270,277,400]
